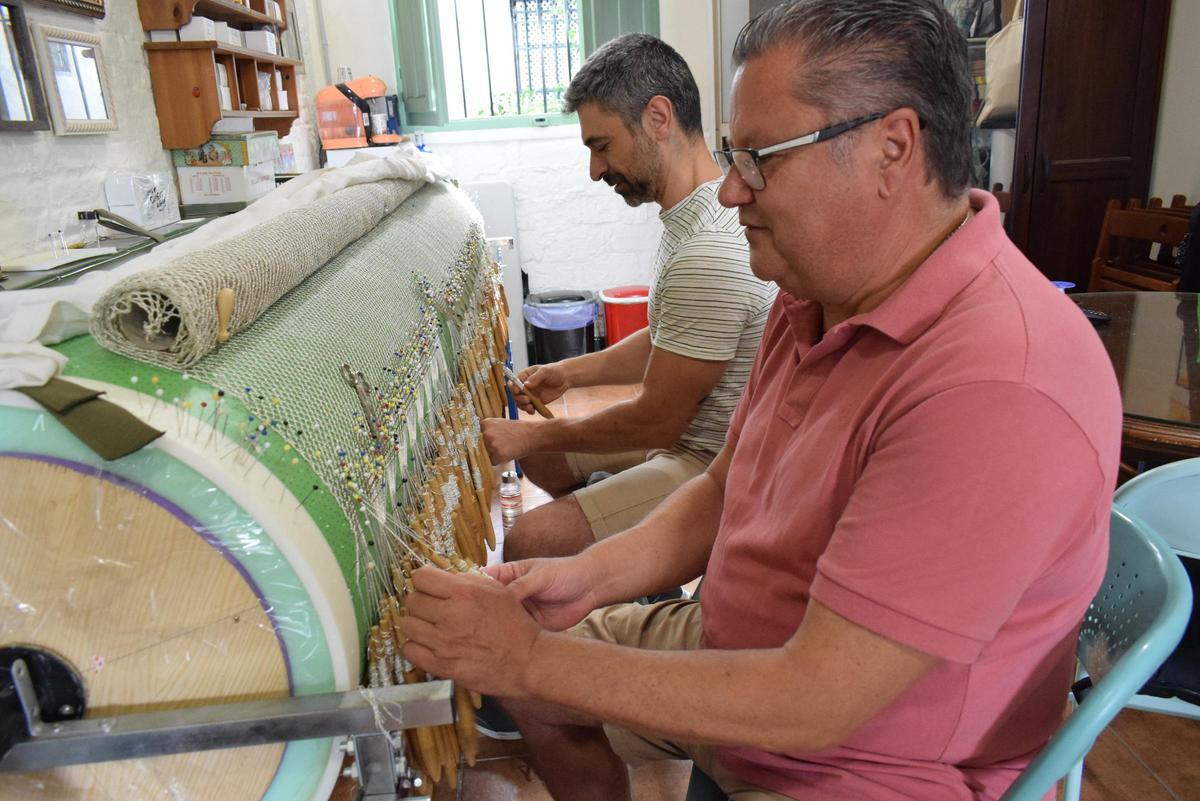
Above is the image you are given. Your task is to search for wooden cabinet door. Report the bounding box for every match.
[1008,0,1171,288]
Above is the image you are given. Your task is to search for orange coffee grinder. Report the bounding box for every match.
[316,74,402,149]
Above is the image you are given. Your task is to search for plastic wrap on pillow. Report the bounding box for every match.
[0,391,350,801]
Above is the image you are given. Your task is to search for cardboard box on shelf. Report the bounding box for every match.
[243,29,277,55]
[274,69,288,110]
[178,15,216,41]
[171,132,280,167]
[176,163,276,205]
[214,22,243,47]
[211,116,255,134]
[148,29,178,42]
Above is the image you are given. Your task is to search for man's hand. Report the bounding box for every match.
[511,364,570,414]
[481,417,536,464]
[487,556,602,631]
[398,567,544,697]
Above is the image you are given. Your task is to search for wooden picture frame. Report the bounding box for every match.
[0,0,50,131]
[33,23,117,134]
[29,0,103,18]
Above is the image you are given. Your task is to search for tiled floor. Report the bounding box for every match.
[333,384,1200,801]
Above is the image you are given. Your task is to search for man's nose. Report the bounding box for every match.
[717,167,753,208]
[589,153,607,183]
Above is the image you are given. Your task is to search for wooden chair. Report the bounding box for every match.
[991,183,1012,215]
[1130,195,1193,218]
[1086,199,1192,292]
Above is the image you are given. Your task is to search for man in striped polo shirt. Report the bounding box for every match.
[482,33,776,564]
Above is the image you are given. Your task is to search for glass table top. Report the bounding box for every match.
[1073,292,1200,430]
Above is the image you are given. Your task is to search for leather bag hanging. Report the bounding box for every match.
[976,0,1024,128]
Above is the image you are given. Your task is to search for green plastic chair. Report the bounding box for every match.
[1058,459,1200,800]
[684,508,1192,801]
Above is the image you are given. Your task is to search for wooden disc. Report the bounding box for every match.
[0,456,289,801]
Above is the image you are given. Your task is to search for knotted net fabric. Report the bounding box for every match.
[90,178,425,368]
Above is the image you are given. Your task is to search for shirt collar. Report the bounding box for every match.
[659,179,721,235]
[862,188,1005,344]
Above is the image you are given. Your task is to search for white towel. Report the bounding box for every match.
[0,342,67,389]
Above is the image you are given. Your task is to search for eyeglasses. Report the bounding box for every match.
[713,112,885,191]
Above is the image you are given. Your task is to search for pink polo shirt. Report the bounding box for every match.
[701,190,1122,800]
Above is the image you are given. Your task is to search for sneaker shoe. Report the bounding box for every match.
[585,470,613,486]
[473,694,522,740]
[637,586,685,605]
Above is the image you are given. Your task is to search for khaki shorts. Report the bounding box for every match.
[566,448,711,539]
[571,601,792,801]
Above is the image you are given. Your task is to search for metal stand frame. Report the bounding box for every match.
[2,655,453,801]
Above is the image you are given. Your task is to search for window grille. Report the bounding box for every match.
[437,0,581,121]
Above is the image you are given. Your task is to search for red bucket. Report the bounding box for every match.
[600,285,650,346]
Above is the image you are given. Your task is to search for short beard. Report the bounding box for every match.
[603,131,663,207]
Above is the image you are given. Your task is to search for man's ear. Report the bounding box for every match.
[876,109,921,199]
[642,95,675,142]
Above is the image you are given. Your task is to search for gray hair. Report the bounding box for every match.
[564,33,704,140]
[732,0,973,198]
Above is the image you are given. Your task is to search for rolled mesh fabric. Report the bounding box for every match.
[91,178,425,369]
[186,181,485,535]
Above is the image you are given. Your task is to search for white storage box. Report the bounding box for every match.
[148,29,179,42]
[104,171,182,230]
[243,29,277,55]
[176,164,276,205]
[172,132,279,168]
[178,15,216,41]
[214,21,243,47]
[211,116,256,134]
[274,70,288,110]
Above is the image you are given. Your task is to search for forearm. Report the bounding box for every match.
[524,635,840,753]
[520,394,687,454]
[557,328,652,388]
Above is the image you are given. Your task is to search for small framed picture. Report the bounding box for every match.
[29,0,104,18]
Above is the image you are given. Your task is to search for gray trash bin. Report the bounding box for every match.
[523,291,599,364]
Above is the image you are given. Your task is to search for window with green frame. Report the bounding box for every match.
[391,0,660,130]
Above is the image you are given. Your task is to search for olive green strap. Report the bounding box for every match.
[17,377,163,461]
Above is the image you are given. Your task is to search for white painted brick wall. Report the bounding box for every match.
[0,1,172,258]
[0,0,326,260]
[0,0,666,297]
[428,127,664,295]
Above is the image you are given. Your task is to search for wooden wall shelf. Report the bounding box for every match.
[145,40,299,67]
[144,40,299,149]
[137,0,288,32]
[139,2,300,150]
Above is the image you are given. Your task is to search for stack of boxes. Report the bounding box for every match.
[173,131,279,212]
[150,16,245,47]
[149,15,279,55]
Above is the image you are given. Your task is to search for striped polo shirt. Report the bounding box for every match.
[649,179,776,458]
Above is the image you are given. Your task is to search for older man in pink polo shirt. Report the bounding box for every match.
[397,2,1123,799]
